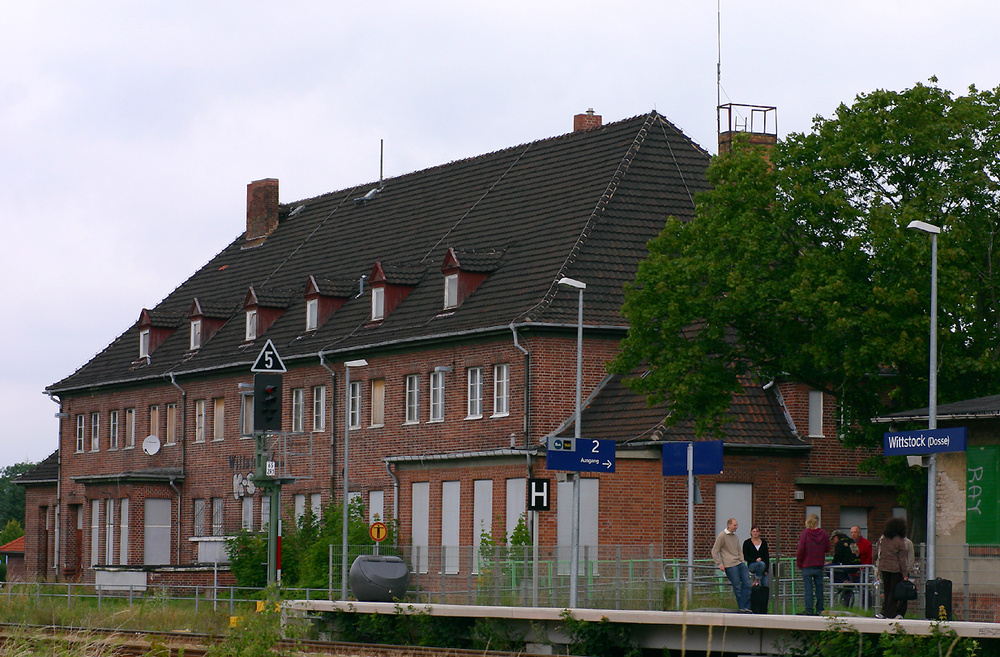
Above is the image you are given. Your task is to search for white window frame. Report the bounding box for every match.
[292,388,305,433]
[91,499,100,566]
[194,498,206,537]
[371,378,385,427]
[245,309,258,341]
[349,381,362,429]
[493,363,510,417]
[306,298,319,331]
[213,398,225,441]
[371,286,385,321]
[76,415,85,452]
[119,498,129,565]
[90,412,100,452]
[105,498,115,564]
[808,389,824,437]
[190,319,203,350]
[313,386,326,431]
[149,404,159,438]
[242,497,253,531]
[242,394,254,436]
[125,408,136,448]
[466,367,483,419]
[139,328,150,358]
[443,273,459,309]
[195,400,206,442]
[429,371,445,422]
[405,374,420,424]
[166,403,177,445]
[212,497,224,536]
[109,410,119,450]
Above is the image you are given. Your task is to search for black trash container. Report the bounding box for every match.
[349,554,410,602]
[925,578,952,620]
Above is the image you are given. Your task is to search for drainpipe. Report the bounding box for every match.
[510,324,536,552]
[384,461,399,546]
[167,373,187,473]
[318,352,337,493]
[167,374,187,564]
[46,391,63,579]
[509,323,531,449]
[169,477,181,563]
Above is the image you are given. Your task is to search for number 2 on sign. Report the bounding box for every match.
[592,440,600,453]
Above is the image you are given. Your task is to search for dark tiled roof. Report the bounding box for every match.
[556,373,805,448]
[143,309,186,328]
[49,111,712,393]
[450,248,506,272]
[874,392,1000,422]
[248,288,298,309]
[15,451,59,485]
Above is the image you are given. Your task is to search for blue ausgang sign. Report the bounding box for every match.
[883,427,967,456]
[545,437,616,473]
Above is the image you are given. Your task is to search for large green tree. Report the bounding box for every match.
[0,461,35,530]
[612,80,1000,454]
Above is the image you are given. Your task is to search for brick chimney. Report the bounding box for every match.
[246,178,279,241]
[573,108,602,132]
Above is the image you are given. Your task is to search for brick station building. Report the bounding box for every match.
[21,109,900,588]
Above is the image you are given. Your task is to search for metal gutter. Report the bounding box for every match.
[48,322,628,394]
[383,448,537,465]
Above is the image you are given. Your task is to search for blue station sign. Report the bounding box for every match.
[883,427,967,456]
[662,441,724,476]
[545,437,616,473]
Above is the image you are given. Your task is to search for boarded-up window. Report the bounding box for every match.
[144,499,171,565]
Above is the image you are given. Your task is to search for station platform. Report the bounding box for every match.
[284,600,1000,655]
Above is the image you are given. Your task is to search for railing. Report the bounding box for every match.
[7,542,999,620]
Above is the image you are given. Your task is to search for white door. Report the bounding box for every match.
[715,483,753,543]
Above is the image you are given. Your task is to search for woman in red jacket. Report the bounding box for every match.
[796,514,830,615]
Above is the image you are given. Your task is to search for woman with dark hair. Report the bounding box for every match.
[743,525,770,586]
[875,517,910,619]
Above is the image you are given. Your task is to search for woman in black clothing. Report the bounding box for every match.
[743,525,770,586]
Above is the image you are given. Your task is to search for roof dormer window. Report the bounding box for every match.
[245,309,258,341]
[438,247,504,312]
[371,286,385,321]
[139,328,150,359]
[190,319,203,350]
[305,298,318,331]
[443,273,458,310]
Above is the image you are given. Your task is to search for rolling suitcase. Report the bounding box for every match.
[750,583,769,614]
[925,578,952,620]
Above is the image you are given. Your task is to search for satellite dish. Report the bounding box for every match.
[142,434,161,456]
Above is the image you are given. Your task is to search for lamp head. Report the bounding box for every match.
[557,276,587,290]
[345,359,368,368]
[907,220,941,235]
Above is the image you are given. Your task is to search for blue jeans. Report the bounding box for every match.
[724,563,752,610]
[801,566,825,614]
[748,560,768,586]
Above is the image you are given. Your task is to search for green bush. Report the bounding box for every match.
[559,609,641,657]
[226,496,393,590]
[786,615,990,657]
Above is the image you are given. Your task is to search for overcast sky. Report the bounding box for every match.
[1,1,997,469]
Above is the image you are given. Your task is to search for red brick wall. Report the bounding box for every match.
[38,333,898,585]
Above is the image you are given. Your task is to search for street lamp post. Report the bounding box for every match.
[342,358,368,600]
[907,219,940,582]
[558,276,586,608]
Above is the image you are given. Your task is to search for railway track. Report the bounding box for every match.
[0,624,531,656]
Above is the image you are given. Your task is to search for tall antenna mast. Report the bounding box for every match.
[717,0,722,137]
[379,139,384,189]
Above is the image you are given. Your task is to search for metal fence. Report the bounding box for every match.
[6,542,998,621]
